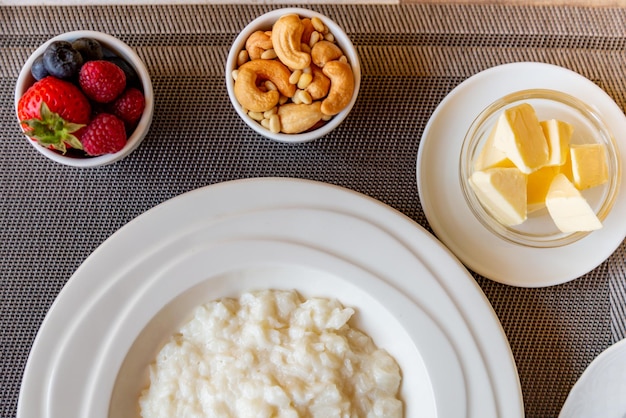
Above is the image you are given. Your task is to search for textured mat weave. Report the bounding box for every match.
[1,4,625,417]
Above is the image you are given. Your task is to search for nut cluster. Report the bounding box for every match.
[232,14,355,134]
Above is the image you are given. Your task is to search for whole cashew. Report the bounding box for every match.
[234,67,280,113]
[311,40,343,68]
[245,31,274,61]
[300,18,315,44]
[277,101,323,133]
[271,14,311,70]
[321,61,354,116]
[305,64,331,100]
[238,59,296,98]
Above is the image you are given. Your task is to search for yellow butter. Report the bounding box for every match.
[493,103,550,174]
[545,173,602,232]
[469,167,527,226]
[560,149,574,183]
[474,125,515,171]
[540,119,573,166]
[570,143,608,190]
[527,165,560,213]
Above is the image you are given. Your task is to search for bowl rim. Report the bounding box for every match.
[225,7,361,143]
[459,88,622,248]
[15,30,154,168]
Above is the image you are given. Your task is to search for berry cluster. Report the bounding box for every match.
[18,37,146,157]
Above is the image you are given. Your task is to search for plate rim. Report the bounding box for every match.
[559,337,626,417]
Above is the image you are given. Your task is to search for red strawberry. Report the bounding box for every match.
[80,113,127,156]
[17,76,91,153]
[79,60,126,103]
[110,88,145,127]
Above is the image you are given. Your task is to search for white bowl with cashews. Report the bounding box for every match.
[226,8,361,142]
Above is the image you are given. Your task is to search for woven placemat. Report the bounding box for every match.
[1,4,625,417]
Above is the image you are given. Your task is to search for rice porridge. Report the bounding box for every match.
[139,289,403,417]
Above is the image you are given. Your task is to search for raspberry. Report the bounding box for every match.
[110,88,145,127]
[79,60,126,103]
[80,113,127,156]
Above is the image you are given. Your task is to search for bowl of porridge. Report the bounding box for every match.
[19,180,514,418]
[108,255,430,418]
[138,289,402,417]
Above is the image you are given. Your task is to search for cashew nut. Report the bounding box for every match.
[234,67,280,113]
[245,31,274,61]
[321,61,354,116]
[271,14,311,70]
[305,64,331,100]
[311,40,343,68]
[300,18,315,44]
[238,59,296,98]
[236,13,355,134]
[277,101,323,133]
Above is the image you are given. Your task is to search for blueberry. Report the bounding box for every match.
[31,54,49,80]
[106,56,140,89]
[72,38,103,62]
[43,41,83,79]
[101,46,118,59]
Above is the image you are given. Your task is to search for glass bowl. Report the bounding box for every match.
[459,89,621,248]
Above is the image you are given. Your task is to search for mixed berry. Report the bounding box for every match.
[17,37,146,158]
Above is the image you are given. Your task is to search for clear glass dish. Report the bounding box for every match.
[459,89,621,248]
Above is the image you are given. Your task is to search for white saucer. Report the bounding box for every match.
[417,62,626,287]
[18,178,523,418]
[560,338,626,417]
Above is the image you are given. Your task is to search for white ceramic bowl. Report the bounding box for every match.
[15,30,154,167]
[459,89,621,248]
[225,8,361,143]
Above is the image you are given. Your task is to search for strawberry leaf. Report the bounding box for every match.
[21,102,85,154]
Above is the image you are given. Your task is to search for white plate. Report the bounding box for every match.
[417,62,626,287]
[18,178,523,418]
[560,337,626,417]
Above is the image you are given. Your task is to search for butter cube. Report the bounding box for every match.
[469,167,527,226]
[474,125,515,171]
[527,165,560,213]
[493,103,550,174]
[545,173,602,232]
[561,149,574,183]
[570,143,608,190]
[540,119,573,166]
